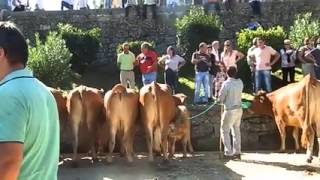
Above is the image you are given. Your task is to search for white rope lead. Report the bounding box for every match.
[189,101,220,120]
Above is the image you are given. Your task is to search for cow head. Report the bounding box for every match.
[246,91,274,118]
[173,93,188,105]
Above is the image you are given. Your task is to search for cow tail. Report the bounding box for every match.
[150,82,161,152]
[301,76,311,149]
[106,84,127,115]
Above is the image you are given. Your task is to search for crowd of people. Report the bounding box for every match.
[0,0,263,18]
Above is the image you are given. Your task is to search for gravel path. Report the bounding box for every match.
[58,152,320,180]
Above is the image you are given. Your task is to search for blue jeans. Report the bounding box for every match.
[142,72,157,86]
[194,71,209,104]
[105,0,112,8]
[255,70,271,93]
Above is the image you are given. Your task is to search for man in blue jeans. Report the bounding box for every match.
[248,37,280,93]
[192,42,212,104]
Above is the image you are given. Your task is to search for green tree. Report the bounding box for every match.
[175,6,222,57]
[289,13,320,49]
[28,32,76,89]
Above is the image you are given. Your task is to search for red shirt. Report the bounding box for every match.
[137,50,158,74]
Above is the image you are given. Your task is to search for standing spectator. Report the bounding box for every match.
[61,0,74,10]
[298,38,316,77]
[104,0,112,8]
[280,39,296,84]
[77,0,89,10]
[247,37,258,93]
[117,43,136,89]
[222,0,235,12]
[204,0,221,15]
[313,37,320,79]
[167,0,179,14]
[142,0,156,19]
[0,0,11,10]
[125,0,139,17]
[12,0,29,11]
[221,40,245,69]
[191,42,212,104]
[207,45,218,99]
[249,0,261,16]
[214,63,227,98]
[136,42,158,86]
[0,22,59,180]
[247,16,261,31]
[248,37,280,93]
[218,66,243,159]
[158,46,186,94]
[212,41,220,62]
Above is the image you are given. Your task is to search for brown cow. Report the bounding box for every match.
[249,75,320,163]
[48,87,68,136]
[168,105,194,158]
[248,89,301,152]
[104,84,139,163]
[139,82,177,161]
[67,85,106,165]
[173,93,188,106]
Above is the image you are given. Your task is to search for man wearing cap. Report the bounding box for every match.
[0,22,59,179]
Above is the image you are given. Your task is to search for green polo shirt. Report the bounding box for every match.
[0,69,59,180]
[117,51,136,71]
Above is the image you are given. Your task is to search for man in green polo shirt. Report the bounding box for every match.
[117,42,136,89]
[0,22,59,180]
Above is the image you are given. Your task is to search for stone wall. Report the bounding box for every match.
[5,0,320,72]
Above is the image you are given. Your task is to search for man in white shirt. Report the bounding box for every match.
[12,0,29,11]
[219,66,243,159]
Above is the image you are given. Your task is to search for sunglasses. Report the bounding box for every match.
[224,44,230,46]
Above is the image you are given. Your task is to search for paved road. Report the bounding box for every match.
[59,152,320,180]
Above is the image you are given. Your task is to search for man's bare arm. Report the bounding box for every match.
[0,143,23,180]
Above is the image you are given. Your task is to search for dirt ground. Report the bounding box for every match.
[58,152,320,180]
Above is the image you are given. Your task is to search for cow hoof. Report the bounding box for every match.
[306,158,313,163]
[127,157,134,163]
[149,157,154,162]
[278,150,286,153]
[107,156,113,163]
[295,149,304,154]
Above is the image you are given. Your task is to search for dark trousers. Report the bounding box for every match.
[142,4,156,19]
[249,1,261,16]
[165,69,178,94]
[282,67,295,84]
[125,5,140,17]
[251,71,255,93]
[61,1,73,10]
[13,5,25,12]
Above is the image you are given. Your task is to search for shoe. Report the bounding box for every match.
[233,154,241,160]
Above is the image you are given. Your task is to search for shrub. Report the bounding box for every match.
[58,23,102,74]
[28,32,76,89]
[175,6,222,57]
[116,41,155,56]
[289,13,320,49]
[236,26,287,54]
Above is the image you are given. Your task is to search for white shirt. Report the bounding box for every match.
[76,0,87,8]
[163,55,185,72]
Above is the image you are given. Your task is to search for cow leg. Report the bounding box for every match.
[182,136,188,158]
[107,126,117,163]
[71,123,79,167]
[292,127,300,152]
[123,128,134,163]
[168,137,175,159]
[275,119,286,152]
[187,132,194,154]
[306,128,315,163]
[161,128,169,161]
[316,122,320,163]
[145,125,154,162]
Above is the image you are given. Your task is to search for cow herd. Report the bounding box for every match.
[49,82,193,165]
